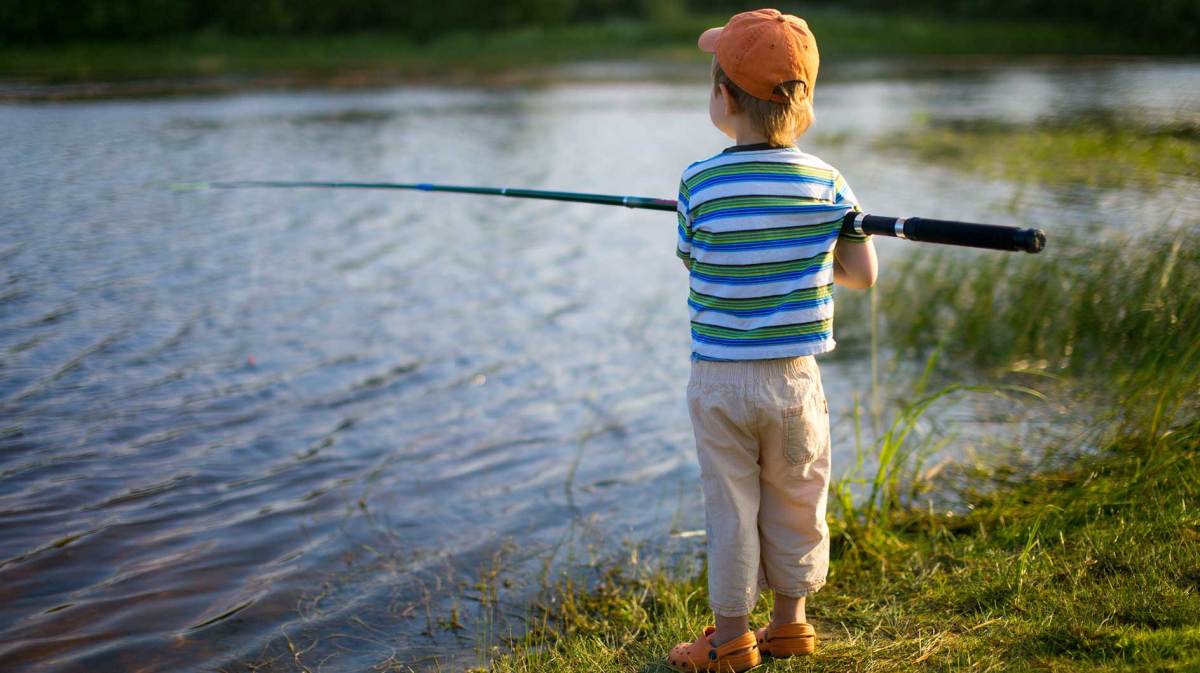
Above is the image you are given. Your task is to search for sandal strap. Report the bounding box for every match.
[767,633,814,642]
[718,643,756,658]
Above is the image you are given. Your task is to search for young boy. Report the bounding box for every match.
[666,9,878,672]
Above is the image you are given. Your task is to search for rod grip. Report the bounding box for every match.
[843,213,1045,253]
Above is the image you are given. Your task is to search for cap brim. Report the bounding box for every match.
[697,27,722,53]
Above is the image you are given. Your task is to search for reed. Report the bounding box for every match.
[829,352,1044,559]
[840,227,1200,428]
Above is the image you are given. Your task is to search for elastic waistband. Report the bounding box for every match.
[690,356,817,386]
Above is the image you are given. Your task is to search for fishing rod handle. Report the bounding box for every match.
[842,212,1046,253]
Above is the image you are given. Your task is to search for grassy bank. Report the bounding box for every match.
[874,116,1200,190]
[0,8,1157,87]
[490,423,1200,672]
[485,228,1200,671]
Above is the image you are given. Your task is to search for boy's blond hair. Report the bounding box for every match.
[712,59,814,147]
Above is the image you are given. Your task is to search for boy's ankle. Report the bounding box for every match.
[712,628,751,646]
[711,615,751,647]
[769,594,806,628]
[767,611,807,629]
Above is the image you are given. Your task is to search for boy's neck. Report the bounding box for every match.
[724,113,771,146]
[733,129,770,146]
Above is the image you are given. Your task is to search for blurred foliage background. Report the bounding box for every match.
[2,0,1196,49]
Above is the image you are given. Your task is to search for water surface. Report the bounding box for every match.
[1,59,1197,672]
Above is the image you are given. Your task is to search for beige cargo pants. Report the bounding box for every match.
[687,355,831,617]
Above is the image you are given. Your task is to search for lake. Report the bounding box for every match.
[1,58,1197,671]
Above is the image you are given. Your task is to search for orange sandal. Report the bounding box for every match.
[754,621,816,658]
[666,626,761,673]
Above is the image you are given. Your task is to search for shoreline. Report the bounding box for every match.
[4,53,1194,104]
[0,9,1180,103]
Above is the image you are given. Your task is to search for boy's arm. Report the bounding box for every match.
[834,237,877,289]
[676,179,693,271]
[831,169,877,289]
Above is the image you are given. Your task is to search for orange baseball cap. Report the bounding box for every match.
[698,8,819,104]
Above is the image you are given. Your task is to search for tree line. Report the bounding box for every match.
[0,0,635,43]
[827,0,1198,48]
[1,0,1195,48]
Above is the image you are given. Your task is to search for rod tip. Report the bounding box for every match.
[169,182,210,191]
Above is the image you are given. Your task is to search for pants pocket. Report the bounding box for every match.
[782,393,828,466]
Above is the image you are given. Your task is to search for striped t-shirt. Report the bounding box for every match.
[676,143,868,361]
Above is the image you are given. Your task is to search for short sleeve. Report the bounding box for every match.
[675,178,693,260]
[833,169,871,243]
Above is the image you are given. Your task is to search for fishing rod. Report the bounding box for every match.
[174,180,1046,254]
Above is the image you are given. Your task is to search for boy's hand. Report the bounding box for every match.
[681,258,692,272]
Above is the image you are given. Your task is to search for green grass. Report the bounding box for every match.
[874,116,1200,190]
[488,420,1200,673]
[484,228,1200,672]
[795,9,1145,59]
[0,8,1160,88]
